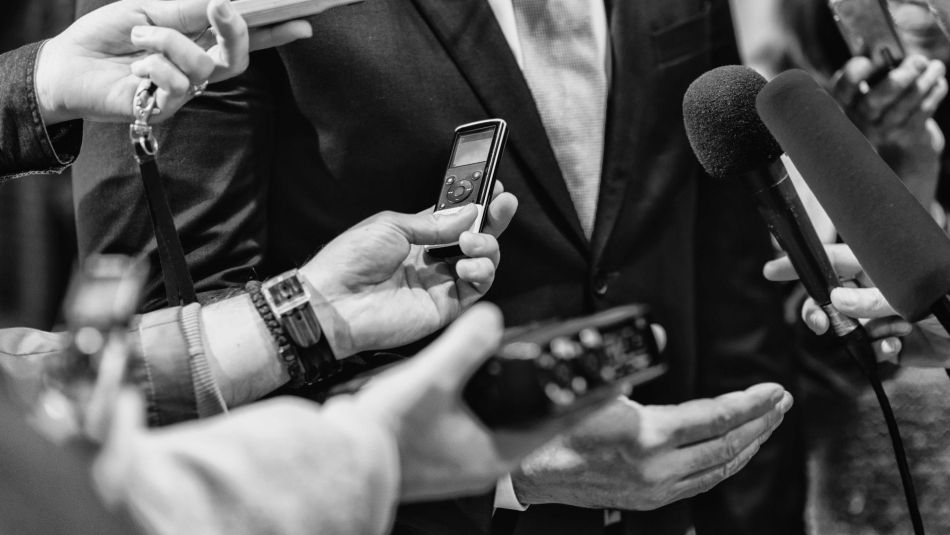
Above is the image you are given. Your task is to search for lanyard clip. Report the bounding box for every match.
[130,80,160,157]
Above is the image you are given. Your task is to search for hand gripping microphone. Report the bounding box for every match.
[684,65,925,535]
[683,66,864,342]
[757,69,950,331]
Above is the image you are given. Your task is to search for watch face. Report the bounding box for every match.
[263,270,312,315]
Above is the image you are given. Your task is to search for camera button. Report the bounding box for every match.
[446,180,474,203]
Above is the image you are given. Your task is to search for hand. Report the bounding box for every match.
[354,304,608,502]
[511,383,792,510]
[301,185,518,358]
[763,243,950,367]
[34,0,312,125]
[831,55,947,207]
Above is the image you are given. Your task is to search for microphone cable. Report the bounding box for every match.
[839,326,925,535]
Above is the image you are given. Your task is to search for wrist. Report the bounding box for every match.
[34,38,74,126]
[298,263,358,359]
[201,294,288,405]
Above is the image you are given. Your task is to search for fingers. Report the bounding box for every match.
[761,254,796,282]
[668,391,790,477]
[860,55,930,124]
[382,205,478,245]
[763,244,864,282]
[457,232,500,291]
[206,0,251,82]
[481,192,519,238]
[651,324,667,353]
[130,53,192,111]
[876,59,946,130]
[830,286,897,318]
[130,25,216,85]
[669,431,763,501]
[801,297,830,335]
[459,232,500,267]
[832,56,875,110]
[663,383,787,447]
[410,304,504,388]
[248,20,314,51]
[864,316,914,340]
[141,0,211,35]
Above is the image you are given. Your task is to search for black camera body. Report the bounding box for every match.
[464,305,666,429]
[426,119,508,258]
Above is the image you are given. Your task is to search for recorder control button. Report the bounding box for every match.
[446,180,474,203]
[445,175,456,185]
[472,171,483,180]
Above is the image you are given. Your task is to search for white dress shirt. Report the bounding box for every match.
[483,0,611,512]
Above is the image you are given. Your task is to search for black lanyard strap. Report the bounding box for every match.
[130,82,197,306]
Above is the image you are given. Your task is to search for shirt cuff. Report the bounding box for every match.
[129,305,197,426]
[0,41,82,181]
[494,474,528,511]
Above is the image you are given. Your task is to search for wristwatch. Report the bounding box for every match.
[262,269,322,347]
[261,270,338,383]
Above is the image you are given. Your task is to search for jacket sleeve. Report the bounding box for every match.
[0,303,226,428]
[0,41,82,180]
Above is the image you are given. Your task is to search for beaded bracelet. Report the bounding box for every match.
[246,280,309,388]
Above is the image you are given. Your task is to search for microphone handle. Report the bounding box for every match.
[745,160,840,305]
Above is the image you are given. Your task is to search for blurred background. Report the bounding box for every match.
[0,0,78,331]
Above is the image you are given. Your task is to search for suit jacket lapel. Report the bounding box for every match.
[409,0,589,252]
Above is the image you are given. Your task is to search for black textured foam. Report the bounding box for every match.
[682,65,784,178]
[757,69,950,320]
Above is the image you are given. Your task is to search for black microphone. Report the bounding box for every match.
[682,65,859,339]
[753,68,931,534]
[685,65,926,535]
[756,69,950,331]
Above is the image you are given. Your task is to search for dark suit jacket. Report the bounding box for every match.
[73,0,805,533]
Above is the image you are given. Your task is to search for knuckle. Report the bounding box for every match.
[710,406,732,436]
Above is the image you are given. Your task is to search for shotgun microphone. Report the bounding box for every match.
[757,69,950,332]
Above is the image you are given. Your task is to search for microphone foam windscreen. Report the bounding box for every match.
[757,69,950,321]
[682,65,783,178]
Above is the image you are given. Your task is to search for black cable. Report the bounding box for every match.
[841,330,925,535]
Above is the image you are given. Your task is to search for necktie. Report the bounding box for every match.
[512,0,608,238]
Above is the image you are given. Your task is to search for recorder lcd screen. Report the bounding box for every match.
[452,129,495,167]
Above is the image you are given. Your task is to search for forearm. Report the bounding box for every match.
[0,41,82,180]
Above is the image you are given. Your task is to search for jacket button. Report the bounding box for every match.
[593,273,609,297]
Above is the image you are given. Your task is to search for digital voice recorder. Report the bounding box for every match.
[425,119,508,259]
[464,305,666,430]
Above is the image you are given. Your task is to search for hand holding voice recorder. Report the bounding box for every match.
[425,119,508,259]
[829,0,906,77]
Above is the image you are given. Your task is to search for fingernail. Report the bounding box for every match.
[769,388,784,404]
[131,26,149,41]
[778,393,794,413]
[881,338,897,354]
[808,311,825,330]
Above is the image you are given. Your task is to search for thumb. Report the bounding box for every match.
[142,0,211,34]
[408,303,504,389]
[383,205,478,245]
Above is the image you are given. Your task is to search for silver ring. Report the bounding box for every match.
[188,80,209,97]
